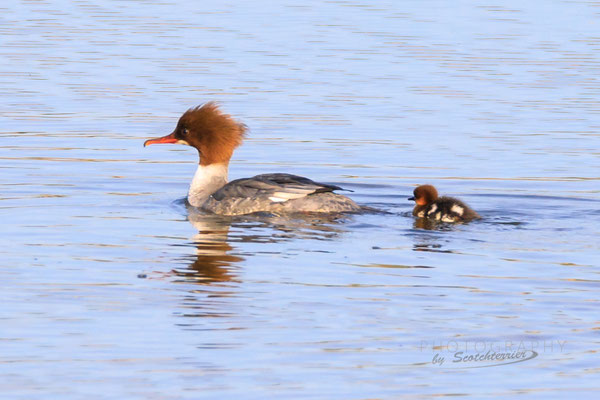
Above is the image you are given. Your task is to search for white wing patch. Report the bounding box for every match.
[427,204,438,216]
[417,210,425,217]
[434,212,441,220]
[451,204,464,216]
[442,215,456,223]
[268,191,311,203]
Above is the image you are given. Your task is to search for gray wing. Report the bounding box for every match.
[211,173,348,203]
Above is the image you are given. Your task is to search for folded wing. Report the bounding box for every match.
[211,173,347,203]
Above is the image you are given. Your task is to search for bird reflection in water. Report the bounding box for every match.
[172,210,241,284]
[172,205,350,285]
[413,217,438,231]
[411,218,455,254]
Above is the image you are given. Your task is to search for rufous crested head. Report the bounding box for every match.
[145,102,247,166]
[410,184,438,206]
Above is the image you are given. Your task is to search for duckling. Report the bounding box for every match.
[409,185,480,222]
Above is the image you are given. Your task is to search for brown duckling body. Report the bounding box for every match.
[409,185,480,223]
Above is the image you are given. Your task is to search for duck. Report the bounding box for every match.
[409,184,480,222]
[144,102,361,216]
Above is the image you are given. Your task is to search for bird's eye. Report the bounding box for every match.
[182,127,188,136]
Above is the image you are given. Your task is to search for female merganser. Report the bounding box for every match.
[144,102,361,216]
[409,185,480,222]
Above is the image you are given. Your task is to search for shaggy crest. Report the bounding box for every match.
[177,102,247,165]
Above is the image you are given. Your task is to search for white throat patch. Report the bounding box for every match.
[187,163,228,207]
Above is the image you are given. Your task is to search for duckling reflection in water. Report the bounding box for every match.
[409,185,480,223]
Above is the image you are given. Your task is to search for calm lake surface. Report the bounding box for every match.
[2,0,599,398]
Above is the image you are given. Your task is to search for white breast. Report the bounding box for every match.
[188,163,229,207]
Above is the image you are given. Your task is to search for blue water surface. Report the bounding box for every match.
[1,1,599,398]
